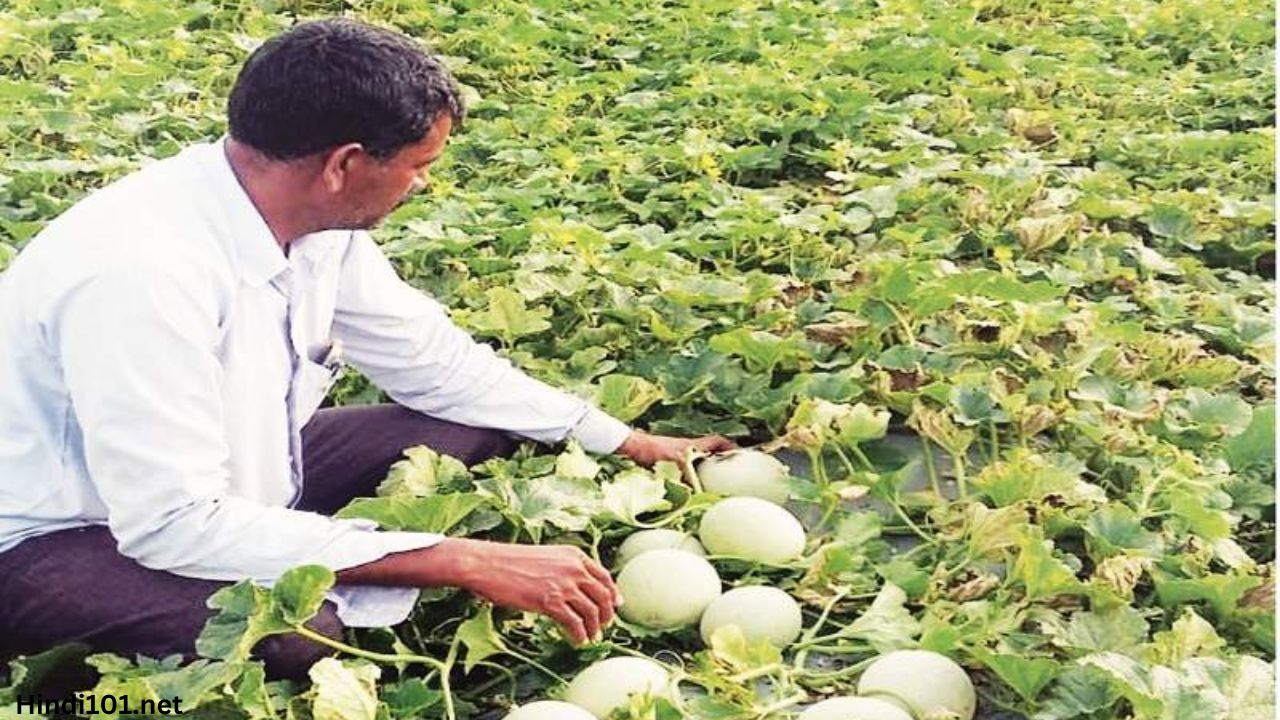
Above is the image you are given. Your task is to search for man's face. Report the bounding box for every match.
[330,112,452,230]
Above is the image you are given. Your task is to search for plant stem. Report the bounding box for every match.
[293,626,445,672]
[503,647,567,684]
[920,436,942,498]
[292,626,457,720]
[792,588,849,670]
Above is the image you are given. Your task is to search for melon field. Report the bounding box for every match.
[0,1,1275,719]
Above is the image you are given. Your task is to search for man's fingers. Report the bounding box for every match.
[581,557,621,607]
[578,575,618,628]
[697,435,736,453]
[551,602,590,645]
[565,592,602,642]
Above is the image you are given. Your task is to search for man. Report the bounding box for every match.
[0,19,732,681]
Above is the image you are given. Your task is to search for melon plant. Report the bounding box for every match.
[503,700,596,720]
[616,548,722,629]
[563,656,671,719]
[697,449,790,504]
[858,650,976,720]
[796,696,914,720]
[698,497,806,563]
[614,528,706,569]
[699,586,802,648]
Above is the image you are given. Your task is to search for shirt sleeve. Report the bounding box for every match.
[54,267,443,584]
[331,232,633,454]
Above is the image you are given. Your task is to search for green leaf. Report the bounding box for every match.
[708,328,811,374]
[274,565,336,626]
[601,467,671,523]
[309,658,381,720]
[973,449,1104,508]
[1010,531,1081,601]
[1149,609,1226,666]
[475,474,602,539]
[1059,606,1149,654]
[1153,571,1261,620]
[555,441,601,481]
[336,494,489,534]
[1161,389,1253,443]
[1083,504,1164,558]
[835,402,891,445]
[973,650,1059,704]
[376,446,472,498]
[1222,402,1275,472]
[839,583,921,653]
[466,287,551,344]
[196,566,335,662]
[455,605,507,674]
[949,384,1005,426]
[381,678,443,719]
[595,374,664,422]
[1033,665,1120,720]
[707,625,782,674]
[1144,204,1197,245]
[876,557,930,600]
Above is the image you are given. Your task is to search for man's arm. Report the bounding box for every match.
[335,538,620,644]
[331,232,733,462]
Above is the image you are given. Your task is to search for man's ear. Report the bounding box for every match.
[319,143,367,194]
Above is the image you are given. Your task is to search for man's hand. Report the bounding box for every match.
[445,538,620,645]
[616,429,736,467]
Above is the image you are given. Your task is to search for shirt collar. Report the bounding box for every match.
[197,136,289,287]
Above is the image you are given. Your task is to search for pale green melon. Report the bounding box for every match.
[616,548,722,629]
[796,696,914,720]
[563,656,670,719]
[697,449,790,504]
[858,650,976,720]
[504,700,596,720]
[614,529,706,569]
[699,586,802,648]
[698,497,806,564]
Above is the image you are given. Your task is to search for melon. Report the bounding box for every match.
[616,548,722,629]
[563,656,670,719]
[614,529,706,569]
[796,696,914,720]
[503,700,596,720]
[699,586,803,648]
[697,449,790,504]
[698,497,806,564]
[858,650,976,720]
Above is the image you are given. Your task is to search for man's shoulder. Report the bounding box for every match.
[26,143,232,271]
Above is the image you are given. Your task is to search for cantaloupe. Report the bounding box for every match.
[699,586,802,648]
[563,656,670,719]
[857,650,976,720]
[616,548,722,629]
[698,497,806,564]
[697,449,790,504]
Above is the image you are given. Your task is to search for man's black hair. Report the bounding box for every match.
[227,18,464,160]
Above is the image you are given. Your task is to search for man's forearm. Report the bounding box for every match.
[335,536,478,588]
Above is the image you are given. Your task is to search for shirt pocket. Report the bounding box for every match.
[292,356,341,426]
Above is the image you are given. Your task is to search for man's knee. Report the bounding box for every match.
[253,602,344,682]
[468,427,520,465]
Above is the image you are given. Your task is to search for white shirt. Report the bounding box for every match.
[0,139,632,626]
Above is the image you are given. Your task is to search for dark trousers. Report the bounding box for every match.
[0,405,517,684]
